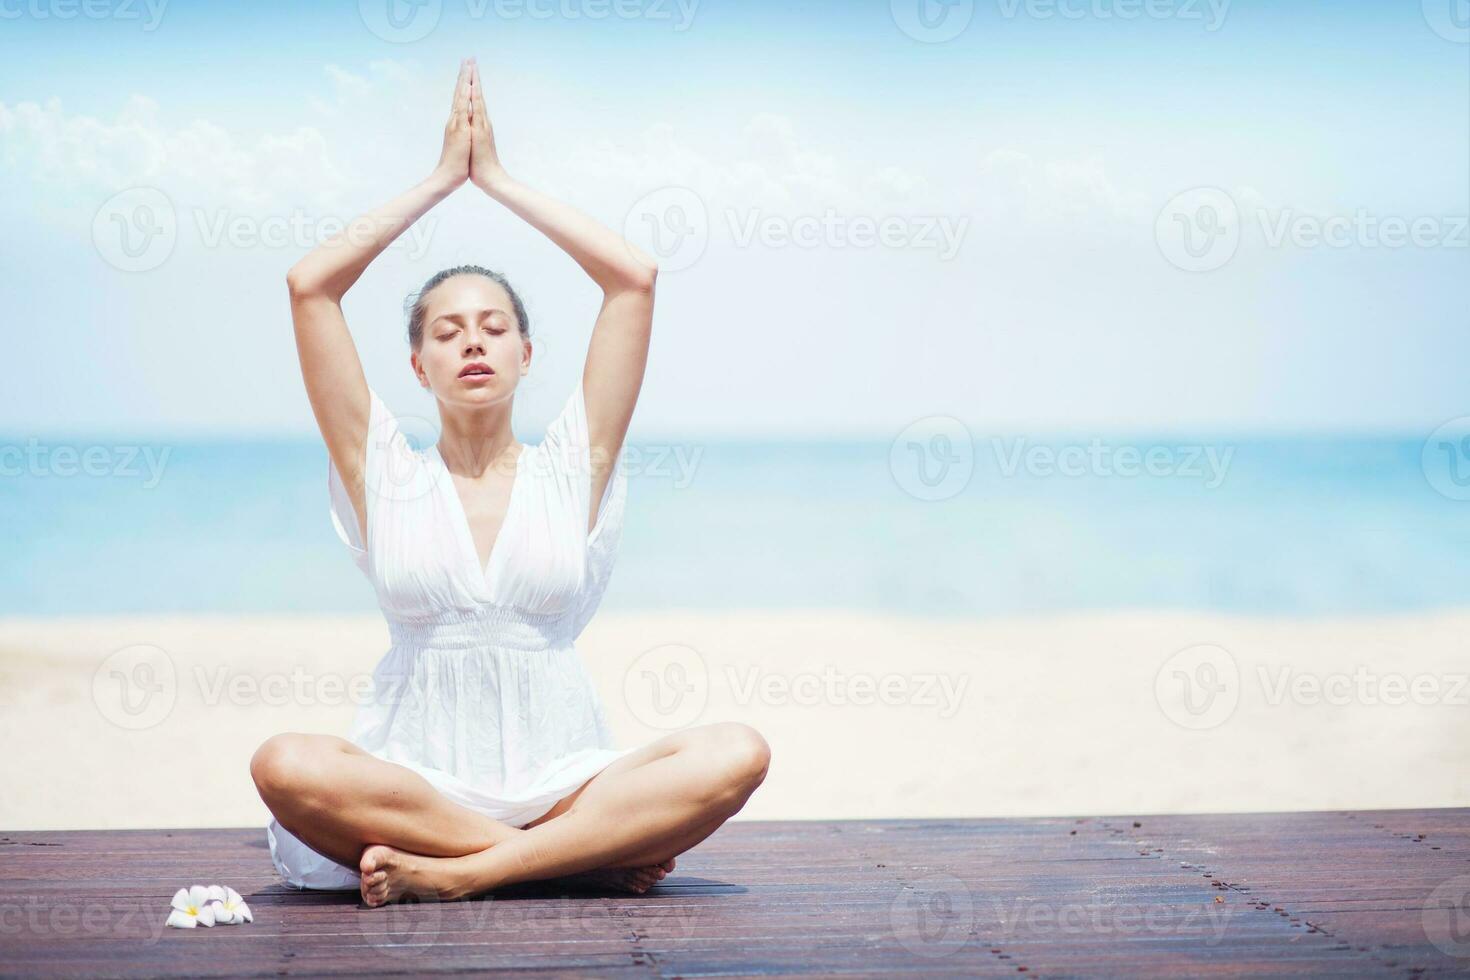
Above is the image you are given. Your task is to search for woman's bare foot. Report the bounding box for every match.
[359,844,470,907]
[563,858,676,895]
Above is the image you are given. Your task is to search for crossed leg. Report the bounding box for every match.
[250,722,770,907]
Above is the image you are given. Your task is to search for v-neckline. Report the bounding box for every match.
[434,442,528,584]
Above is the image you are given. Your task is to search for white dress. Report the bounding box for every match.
[265,380,633,890]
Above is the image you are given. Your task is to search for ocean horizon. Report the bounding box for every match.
[3,432,1468,618]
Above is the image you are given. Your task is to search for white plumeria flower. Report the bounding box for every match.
[206,885,253,925]
[165,885,217,928]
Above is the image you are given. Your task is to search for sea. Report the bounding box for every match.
[3,432,1469,617]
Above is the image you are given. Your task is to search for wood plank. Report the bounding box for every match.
[1,812,1467,976]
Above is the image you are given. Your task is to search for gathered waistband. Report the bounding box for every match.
[386,606,575,653]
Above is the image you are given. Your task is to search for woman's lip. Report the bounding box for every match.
[458,367,494,378]
[459,372,494,382]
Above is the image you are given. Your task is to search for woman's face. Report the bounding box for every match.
[412,274,529,409]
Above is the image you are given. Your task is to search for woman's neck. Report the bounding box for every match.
[435,401,520,477]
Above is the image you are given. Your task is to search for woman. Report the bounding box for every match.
[250,58,770,908]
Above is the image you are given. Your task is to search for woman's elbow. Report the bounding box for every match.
[613,252,658,295]
[285,264,317,298]
[285,264,337,301]
[626,262,658,295]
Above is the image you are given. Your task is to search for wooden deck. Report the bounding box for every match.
[2,810,1468,977]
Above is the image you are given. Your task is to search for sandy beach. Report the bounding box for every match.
[2,609,1466,831]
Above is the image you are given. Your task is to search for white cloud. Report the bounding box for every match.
[0,67,428,217]
[973,147,1148,225]
[0,63,1141,248]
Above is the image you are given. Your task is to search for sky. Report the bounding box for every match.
[0,0,1466,439]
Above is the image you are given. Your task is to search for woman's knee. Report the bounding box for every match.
[693,723,771,800]
[250,733,346,802]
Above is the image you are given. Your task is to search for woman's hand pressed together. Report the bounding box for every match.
[432,58,474,194]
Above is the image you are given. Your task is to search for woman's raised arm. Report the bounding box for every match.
[287,59,474,542]
[465,60,657,529]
